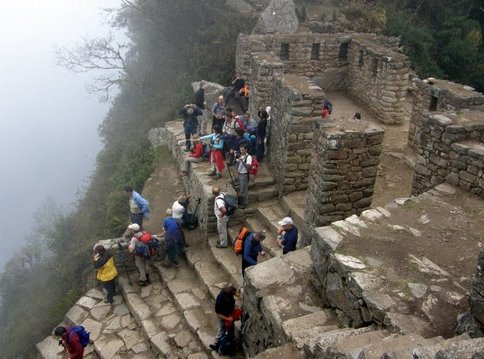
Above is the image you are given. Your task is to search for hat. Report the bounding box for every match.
[278,217,293,226]
[166,208,173,216]
[128,223,140,231]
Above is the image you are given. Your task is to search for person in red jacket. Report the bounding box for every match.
[54,326,84,359]
[181,135,205,175]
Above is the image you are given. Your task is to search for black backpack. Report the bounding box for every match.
[217,331,237,356]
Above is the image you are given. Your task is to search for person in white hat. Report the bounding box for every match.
[276,217,298,255]
[126,223,152,286]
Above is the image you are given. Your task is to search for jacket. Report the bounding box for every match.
[62,327,84,359]
[94,253,118,282]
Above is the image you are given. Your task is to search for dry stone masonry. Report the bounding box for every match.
[408,78,484,149]
[304,118,384,240]
[412,111,484,197]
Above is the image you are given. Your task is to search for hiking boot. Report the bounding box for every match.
[214,173,222,180]
[138,280,148,287]
[146,274,151,284]
[216,244,227,249]
[209,344,218,351]
[208,171,216,176]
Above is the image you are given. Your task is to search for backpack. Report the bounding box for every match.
[217,330,237,356]
[234,227,250,255]
[219,193,237,216]
[323,99,333,114]
[69,326,90,347]
[235,117,246,132]
[245,156,259,176]
[135,231,159,258]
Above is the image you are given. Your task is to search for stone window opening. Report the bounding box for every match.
[311,43,320,60]
[280,43,290,60]
[372,58,378,77]
[338,42,349,61]
[358,50,364,66]
[429,96,438,111]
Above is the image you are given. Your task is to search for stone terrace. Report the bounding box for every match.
[311,183,484,338]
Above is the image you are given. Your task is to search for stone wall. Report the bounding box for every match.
[469,249,484,334]
[303,119,384,245]
[347,38,409,125]
[412,112,484,197]
[236,32,409,125]
[268,74,324,196]
[247,53,284,114]
[408,79,484,149]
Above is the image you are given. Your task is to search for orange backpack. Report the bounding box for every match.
[233,227,250,255]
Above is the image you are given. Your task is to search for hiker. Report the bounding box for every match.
[242,231,266,276]
[181,135,205,175]
[210,286,239,353]
[54,326,85,359]
[126,223,152,286]
[226,72,246,111]
[179,104,203,151]
[162,209,184,267]
[195,81,205,110]
[125,186,150,229]
[211,95,226,133]
[256,108,268,162]
[212,186,229,248]
[171,195,190,247]
[321,99,332,119]
[200,127,225,180]
[354,112,361,120]
[236,143,252,209]
[93,245,118,305]
[276,217,298,254]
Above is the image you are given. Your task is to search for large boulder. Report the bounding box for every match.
[252,0,298,35]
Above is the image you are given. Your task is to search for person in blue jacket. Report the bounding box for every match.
[179,104,203,151]
[200,126,225,179]
[276,217,298,254]
[125,186,150,229]
[242,231,266,276]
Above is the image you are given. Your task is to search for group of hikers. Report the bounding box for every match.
[52,74,310,358]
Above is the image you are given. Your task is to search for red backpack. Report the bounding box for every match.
[248,158,259,176]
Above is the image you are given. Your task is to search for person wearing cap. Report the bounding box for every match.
[126,223,152,286]
[124,186,150,229]
[242,231,266,276]
[276,217,298,254]
[93,244,118,304]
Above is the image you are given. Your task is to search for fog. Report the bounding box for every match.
[0,1,120,268]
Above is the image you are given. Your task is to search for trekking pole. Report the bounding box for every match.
[226,160,238,191]
[117,240,132,286]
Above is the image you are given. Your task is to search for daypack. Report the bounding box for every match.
[323,99,333,114]
[245,156,259,176]
[235,117,246,132]
[69,326,90,347]
[219,193,237,216]
[134,231,159,258]
[234,227,250,255]
[217,330,237,356]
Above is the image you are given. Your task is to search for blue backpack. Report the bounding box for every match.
[220,193,237,216]
[69,326,90,347]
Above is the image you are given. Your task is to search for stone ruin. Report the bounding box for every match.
[36,9,484,359]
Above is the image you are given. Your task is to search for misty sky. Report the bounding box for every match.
[0,1,121,268]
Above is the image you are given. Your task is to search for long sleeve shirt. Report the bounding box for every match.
[62,328,84,359]
[189,143,204,158]
[199,133,224,150]
[242,234,261,266]
[132,191,150,217]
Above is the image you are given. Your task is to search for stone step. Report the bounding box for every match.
[156,262,243,359]
[37,287,158,359]
[247,186,278,203]
[280,191,306,231]
[117,271,210,359]
[185,242,236,299]
[354,333,430,359]
[412,335,483,359]
[256,200,289,232]
[207,233,244,289]
[249,343,305,359]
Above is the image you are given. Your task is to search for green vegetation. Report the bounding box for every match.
[0,1,252,357]
[0,0,482,357]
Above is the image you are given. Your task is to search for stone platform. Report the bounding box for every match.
[311,183,484,338]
